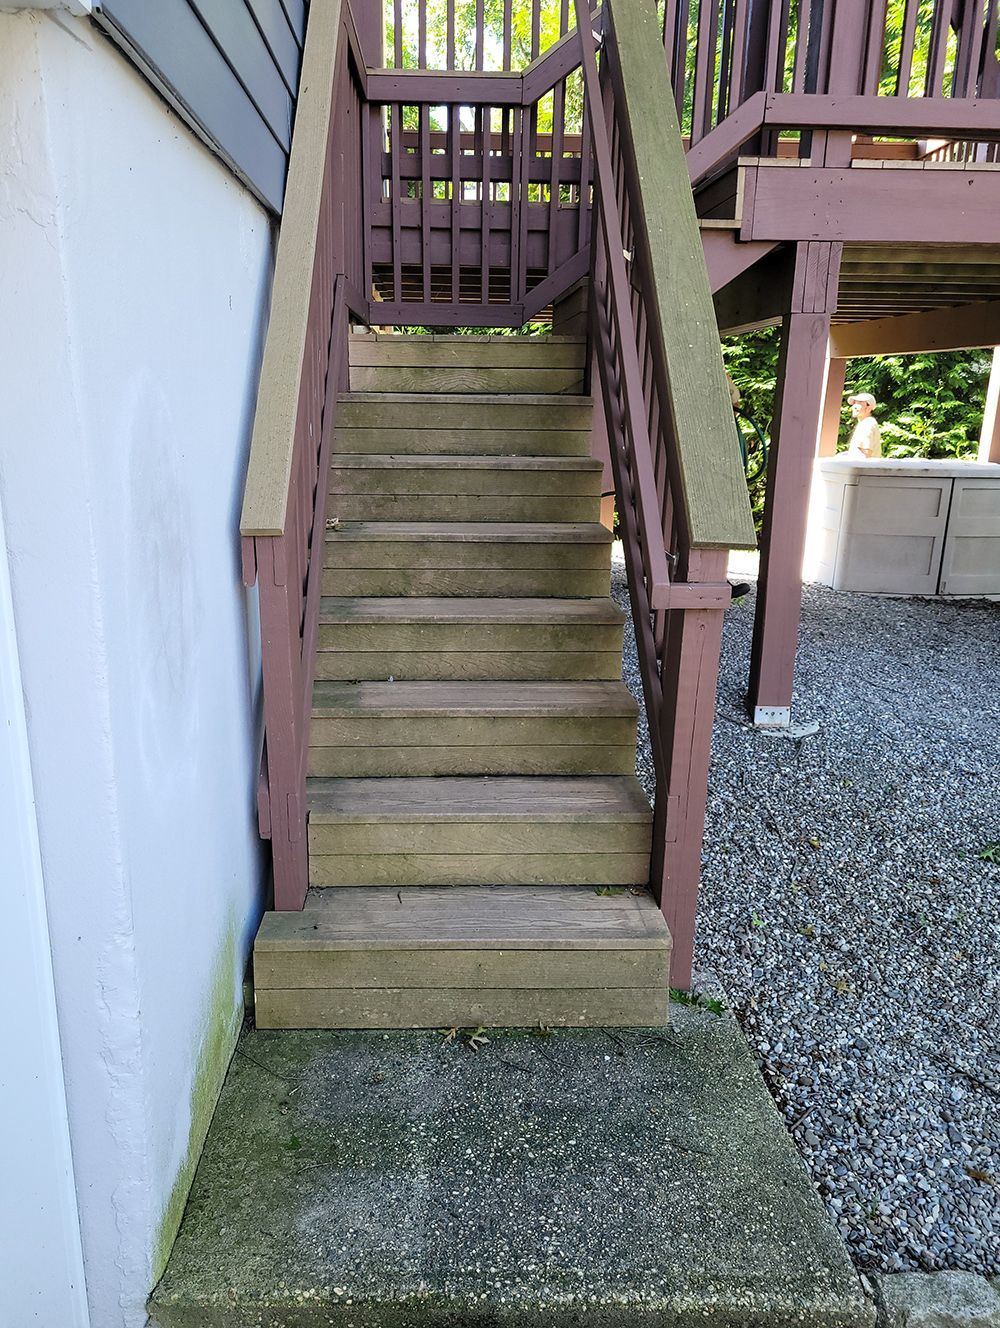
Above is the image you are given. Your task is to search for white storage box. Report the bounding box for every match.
[809,457,1000,596]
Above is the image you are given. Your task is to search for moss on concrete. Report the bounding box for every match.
[152,920,244,1283]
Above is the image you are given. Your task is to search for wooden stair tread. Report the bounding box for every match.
[306,775,651,822]
[318,597,625,626]
[325,521,613,544]
[329,454,603,471]
[341,392,595,407]
[311,680,638,718]
[350,334,586,344]
[256,886,669,951]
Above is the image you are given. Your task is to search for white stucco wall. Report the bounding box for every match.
[0,11,272,1326]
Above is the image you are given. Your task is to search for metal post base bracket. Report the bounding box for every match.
[753,705,792,728]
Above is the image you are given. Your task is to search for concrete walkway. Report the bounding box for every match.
[150,1001,873,1327]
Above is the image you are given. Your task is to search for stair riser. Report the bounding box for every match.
[338,400,592,430]
[322,568,611,597]
[334,427,593,457]
[329,466,602,497]
[349,338,587,370]
[348,367,585,394]
[307,746,637,777]
[327,495,602,522]
[256,947,663,993]
[311,715,636,749]
[255,986,669,1030]
[319,622,625,653]
[315,650,624,681]
[326,541,610,571]
[310,820,650,855]
[309,853,652,887]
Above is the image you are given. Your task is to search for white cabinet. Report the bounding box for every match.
[809,458,1000,597]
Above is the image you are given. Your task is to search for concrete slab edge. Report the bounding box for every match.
[870,1272,1000,1328]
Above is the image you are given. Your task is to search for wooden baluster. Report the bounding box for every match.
[862,0,889,94]
[394,0,403,65]
[729,0,750,105]
[510,106,522,302]
[691,0,721,143]
[447,0,456,68]
[418,0,427,68]
[982,0,1000,95]
[763,0,787,92]
[547,2,569,275]
[717,0,737,121]
[792,0,811,92]
[925,0,953,94]
[951,0,982,97]
[576,87,592,253]
[420,102,432,304]
[391,103,403,304]
[482,105,492,303]
[476,0,485,69]
[451,103,462,302]
[896,0,921,95]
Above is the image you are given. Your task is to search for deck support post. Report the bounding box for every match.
[652,549,730,991]
[979,347,1000,463]
[257,536,309,911]
[818,354,847,456]
[748,241,842,727]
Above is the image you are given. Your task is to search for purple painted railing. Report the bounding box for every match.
[674,0,1000,152]
[364,12,593,324]
[241,2,367,911]
[676,0,1000,194]
[577,0,755,985]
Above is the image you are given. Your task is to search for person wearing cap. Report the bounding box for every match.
[846,392,882,459]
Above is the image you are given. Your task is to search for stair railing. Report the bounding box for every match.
[364,25,595,326]
[240,0,367,911]
[577,0,756,986]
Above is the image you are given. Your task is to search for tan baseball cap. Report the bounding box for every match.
[847,392,877,408]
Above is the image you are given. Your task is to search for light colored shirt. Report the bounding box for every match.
[847,415,881,459]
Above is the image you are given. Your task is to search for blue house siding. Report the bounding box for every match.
[92,0,306,213]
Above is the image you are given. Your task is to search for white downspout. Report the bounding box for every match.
[0,487,91,1327]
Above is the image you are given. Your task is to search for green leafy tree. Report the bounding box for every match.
[723,328,990,460]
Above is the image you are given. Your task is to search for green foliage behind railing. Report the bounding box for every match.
[723,329,990,461]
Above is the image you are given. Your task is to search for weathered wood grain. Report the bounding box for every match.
[256,985,669,1028]
[328,495,602,522]
[309,851,652,886]
[306,745,636,778]
[256,947,666,991]
[348,367,585,394]
[349,334,587,368]
[306,774,650,819]
[240,0,343,536]
[314,649,624,681]
[336,393,593,430]
[605,0,756,550]
[333,427,593,456]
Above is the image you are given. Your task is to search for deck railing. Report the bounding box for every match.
[365,16,594,324]
[676,0,1000,183]
[578,0,756,985]
[240,0,366,911]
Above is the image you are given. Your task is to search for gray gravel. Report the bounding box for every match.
[612,548,1000,1277]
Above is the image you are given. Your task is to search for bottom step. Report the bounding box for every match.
[254,886,671,1030]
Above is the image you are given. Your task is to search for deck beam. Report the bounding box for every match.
[741,163,1000,246]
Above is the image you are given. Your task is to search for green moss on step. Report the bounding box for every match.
[152,920,243,1284]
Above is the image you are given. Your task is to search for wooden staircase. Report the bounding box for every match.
[253,334,669,1030]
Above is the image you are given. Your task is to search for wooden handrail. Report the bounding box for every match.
[241,0,345,539]
[579,0,753,986]
[604,1,755,551]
